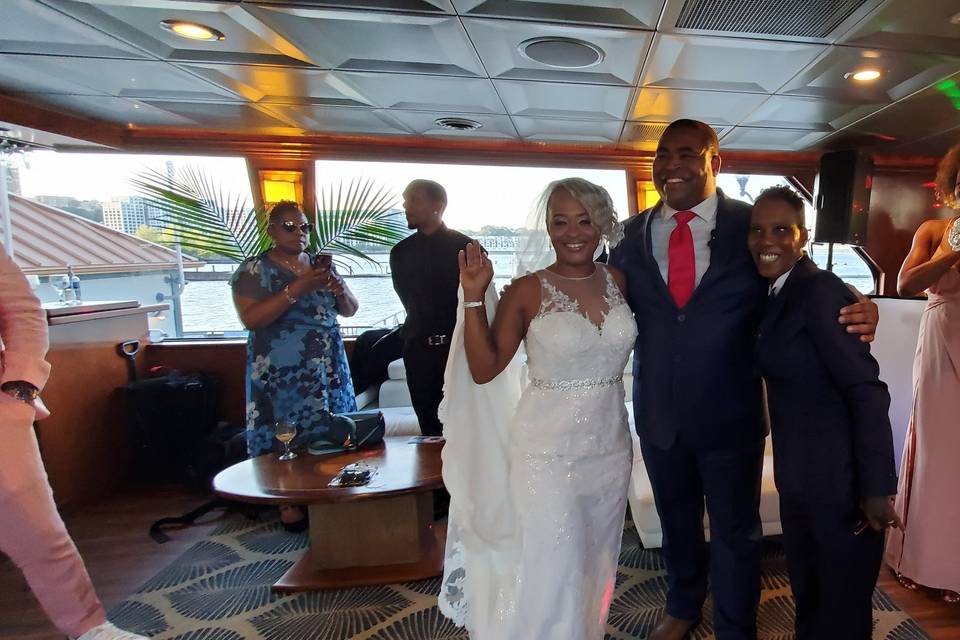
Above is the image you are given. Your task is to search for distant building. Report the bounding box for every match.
[35,195,102,222]
[102,196,162,234]
[473,235,524,250]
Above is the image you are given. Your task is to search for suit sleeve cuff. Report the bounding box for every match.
[0,357,52,391]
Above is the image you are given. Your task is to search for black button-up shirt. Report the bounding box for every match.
[390,224,473,343]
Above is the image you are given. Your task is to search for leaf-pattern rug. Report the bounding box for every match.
[108,513,930,639]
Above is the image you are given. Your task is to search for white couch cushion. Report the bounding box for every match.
[387,358,406,380]
[379,406,421,437]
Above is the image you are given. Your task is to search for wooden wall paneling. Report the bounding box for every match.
[865,170,941,296]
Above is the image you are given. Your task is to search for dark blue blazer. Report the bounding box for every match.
[609,191,768,451]
[757,256,898,505]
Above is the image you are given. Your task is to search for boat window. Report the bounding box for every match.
[715,173,876,294]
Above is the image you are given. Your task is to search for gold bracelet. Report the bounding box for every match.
[282,285,297,304]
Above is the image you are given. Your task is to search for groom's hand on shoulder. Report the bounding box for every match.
[838,285,879,343]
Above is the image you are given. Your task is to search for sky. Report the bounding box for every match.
[16,151,630,230]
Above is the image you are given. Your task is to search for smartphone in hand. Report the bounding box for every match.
[313,253,332,270]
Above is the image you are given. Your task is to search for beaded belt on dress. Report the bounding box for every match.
[530,374,622,391]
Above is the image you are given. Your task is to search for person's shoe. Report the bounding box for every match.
[895,572,920,590]
[76,621,148,640]
[942,590,960,604]
[647,613,699,640]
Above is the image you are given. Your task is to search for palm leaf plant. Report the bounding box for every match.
[131,166,408,268]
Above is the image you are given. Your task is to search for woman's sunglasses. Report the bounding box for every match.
[274,221,314,234]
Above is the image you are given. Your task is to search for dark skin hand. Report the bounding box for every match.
[838,286,879,343]
[861,495,904,532]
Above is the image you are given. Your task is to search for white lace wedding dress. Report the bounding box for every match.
[439,264,637,640]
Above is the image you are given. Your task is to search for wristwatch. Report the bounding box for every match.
[948,218,960,252]
[1,381,40,404]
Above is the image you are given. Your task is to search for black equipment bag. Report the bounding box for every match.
[124,372,241,488]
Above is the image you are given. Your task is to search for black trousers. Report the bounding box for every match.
[640,436,764,640]
[779,497,884,640]
[402,340,451,437]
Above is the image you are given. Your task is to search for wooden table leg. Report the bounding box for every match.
[272,493,446,592]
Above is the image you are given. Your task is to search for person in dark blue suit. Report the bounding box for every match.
[609,119,880,640]
[749,186,900,640]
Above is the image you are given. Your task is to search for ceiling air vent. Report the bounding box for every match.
[675,0,869,39]
[519,37,604,69]
[434,117,482,131]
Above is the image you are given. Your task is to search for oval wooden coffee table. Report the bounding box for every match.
[213,436,445,593]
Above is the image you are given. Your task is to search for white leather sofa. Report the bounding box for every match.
[622,356,782,549]
[357,358,421,437]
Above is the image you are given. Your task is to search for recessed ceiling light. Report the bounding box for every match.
[950,11,960,25]
[434,117,482,131]
[519,37,604,69]
[161,20,225,41]
[847,69,882,82]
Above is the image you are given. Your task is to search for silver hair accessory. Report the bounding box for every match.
[949,217,960,252]
[515,178,624,276]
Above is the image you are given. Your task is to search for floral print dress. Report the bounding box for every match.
[230,251,356,456]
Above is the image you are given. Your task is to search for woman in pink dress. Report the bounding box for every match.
[886,142,960,603]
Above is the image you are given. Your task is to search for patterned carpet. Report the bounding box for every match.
[108,512,930,639]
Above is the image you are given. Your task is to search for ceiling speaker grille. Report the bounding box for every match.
[675,0,869,38]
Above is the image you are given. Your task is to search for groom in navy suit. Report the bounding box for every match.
[609,119,879,639]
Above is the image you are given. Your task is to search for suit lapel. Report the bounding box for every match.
[641,203,676,307]
[759,255,814,336]
[695,193,739,295]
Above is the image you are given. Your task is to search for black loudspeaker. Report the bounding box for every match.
[813,150,873,246]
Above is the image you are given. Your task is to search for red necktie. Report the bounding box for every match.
[668,210,696,308]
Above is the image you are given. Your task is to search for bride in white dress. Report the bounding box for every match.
[438,178,637,639]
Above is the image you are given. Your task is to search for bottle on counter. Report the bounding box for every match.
[66,265,80,304]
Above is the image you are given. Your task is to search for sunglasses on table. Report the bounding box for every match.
[273,221,314,234]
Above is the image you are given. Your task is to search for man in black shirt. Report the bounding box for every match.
[390,179,473,436]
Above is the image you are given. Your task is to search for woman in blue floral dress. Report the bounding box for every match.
[230,201,358,462]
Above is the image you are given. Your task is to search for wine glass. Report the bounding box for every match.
[275,421,298,461]
[49,274,69,303]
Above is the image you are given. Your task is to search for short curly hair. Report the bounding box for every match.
[935,142,960,209]
[268,200,303,222]
[754,185,806,227]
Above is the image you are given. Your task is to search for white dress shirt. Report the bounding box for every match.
[769,263,796,297]
[651,193,719,287]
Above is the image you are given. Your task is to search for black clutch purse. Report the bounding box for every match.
[308,410,385,455]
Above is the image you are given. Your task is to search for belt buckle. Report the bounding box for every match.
[426,334,448,346]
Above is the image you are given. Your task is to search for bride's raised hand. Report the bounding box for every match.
[458,240,493,300]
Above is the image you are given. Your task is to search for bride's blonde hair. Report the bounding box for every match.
[538,178,624,247]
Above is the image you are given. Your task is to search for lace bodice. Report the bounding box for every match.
[525,264,637,384]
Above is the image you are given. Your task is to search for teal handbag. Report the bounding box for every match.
[308,411,385,455]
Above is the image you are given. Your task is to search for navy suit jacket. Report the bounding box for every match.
[609,190,768,451]
[757,256,898,505]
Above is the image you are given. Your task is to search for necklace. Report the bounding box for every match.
[271,250,307,274]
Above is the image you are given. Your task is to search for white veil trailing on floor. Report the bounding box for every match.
[436,178,625,638]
